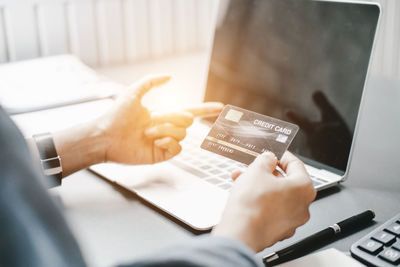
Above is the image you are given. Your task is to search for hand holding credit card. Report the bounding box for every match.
[201,105,299,165]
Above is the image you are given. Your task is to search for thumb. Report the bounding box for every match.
[251,152,278,173]
[131,74,171,99]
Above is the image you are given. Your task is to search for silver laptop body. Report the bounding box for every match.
[90,0,381,230]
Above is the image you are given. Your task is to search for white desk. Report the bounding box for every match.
[12,52,400,267]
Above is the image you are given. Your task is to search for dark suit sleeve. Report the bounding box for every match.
[0,107,87,267]
[0,106,262,267]
[117,235,263,267]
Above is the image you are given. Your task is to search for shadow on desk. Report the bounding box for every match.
[315,185,342,200]
[91,170,211,235]
[91,169,348,235]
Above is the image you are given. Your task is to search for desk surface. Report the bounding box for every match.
[12,52,400,267]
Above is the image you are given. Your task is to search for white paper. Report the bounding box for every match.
[0,54,123,113]
[278,248,364,267]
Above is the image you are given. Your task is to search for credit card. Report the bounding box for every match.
[201,105,299,165]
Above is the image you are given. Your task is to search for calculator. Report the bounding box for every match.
[351,213,400,266]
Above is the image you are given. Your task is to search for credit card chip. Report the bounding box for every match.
[225,109,243,123]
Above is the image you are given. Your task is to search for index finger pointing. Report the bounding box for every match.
[151,111,194,128]
[185,102,224,117]
[131,74,171,99]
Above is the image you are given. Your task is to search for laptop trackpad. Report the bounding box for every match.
[91,162,229,230]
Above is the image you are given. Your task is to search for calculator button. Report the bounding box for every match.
[372,231,397,245]
[385,222,400,236]
[378,248,400,264]
[393,240,400,251]
[358,239,383,255]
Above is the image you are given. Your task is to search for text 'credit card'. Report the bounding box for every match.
[201,105,299,165]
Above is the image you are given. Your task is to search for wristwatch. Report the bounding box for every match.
[33,132,63,185]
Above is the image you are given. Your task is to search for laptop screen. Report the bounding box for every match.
[204,0,380,174]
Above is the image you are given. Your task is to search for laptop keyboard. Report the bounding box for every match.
[170,136,247,191]
[171,134,328,191]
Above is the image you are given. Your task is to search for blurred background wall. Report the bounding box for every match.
[0,0,398,79]
[368,0,400,79]
[0,0,216,66]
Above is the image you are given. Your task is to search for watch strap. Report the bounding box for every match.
[33,132,63,185]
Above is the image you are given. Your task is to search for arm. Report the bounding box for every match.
[118,152,315,267]
[118,235,262,267]
[29,74,223,178]
[0,107,87,267]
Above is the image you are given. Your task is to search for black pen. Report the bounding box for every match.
[263,210,375,266]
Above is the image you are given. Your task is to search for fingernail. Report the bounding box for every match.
[182,111,194,118]
[261,151,274,156]
[152,73,171,79]
[145,128,154,136]
[214,102,224,108]
[261,151,278,161]
[154,139,162,146]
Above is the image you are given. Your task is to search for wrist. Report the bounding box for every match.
[52,119,109,177]
[212,221,259,253]
[85,119,109,164]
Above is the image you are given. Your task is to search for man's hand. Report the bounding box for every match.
[212,152,316,252]
[52,74,223,176]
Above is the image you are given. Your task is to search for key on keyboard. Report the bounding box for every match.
[351,212,400,266]
[170,134,243,191]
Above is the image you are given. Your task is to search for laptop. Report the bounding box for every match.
[90,0,381,230]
